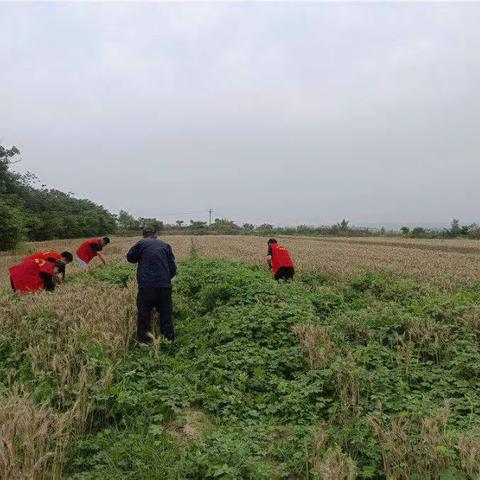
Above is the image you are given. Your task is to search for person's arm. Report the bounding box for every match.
[97,252,107,266]
[266,246,272,270]
[126,241,142,263]
[89,243,105,266]
[56,266,65,282]
[40,272,56,292]
[47,257,65,282]
[167,245,177,278]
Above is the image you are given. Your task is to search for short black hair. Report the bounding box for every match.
[61,251,73,263]
[143,225,157,237]
[102,237,111,245]
[267,238,278,244]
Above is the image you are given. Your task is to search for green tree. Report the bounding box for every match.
[411,227,426,238]
[0,143,117,245]
[339,219,350,232]
[296,225,316,235]
[138,217,164,232]
[189,220,208,234]
[0,145,23,195]
[0,202,25,250]
[210,218,241,234]
[0,145,25,249]
[450,218,461,237]
[258,223,273,231]
[118,210,141,232]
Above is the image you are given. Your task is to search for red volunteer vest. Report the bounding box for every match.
[25,250,62,263]
[270,243,294,274]
[9,258,56,293]
[76,239,101,264]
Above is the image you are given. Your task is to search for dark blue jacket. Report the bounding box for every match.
[126,237,177,288]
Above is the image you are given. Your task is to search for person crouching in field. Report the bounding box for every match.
[24,250,73,282]
[9,257,64,293]
[127,226,177,346]
[267,239,295,281]
[76,237,110,268]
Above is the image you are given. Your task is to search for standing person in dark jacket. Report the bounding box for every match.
[127,226,177,345]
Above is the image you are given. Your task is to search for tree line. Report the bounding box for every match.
[154,217,480,239]
[2,144,479,250]
[0,146,117,250]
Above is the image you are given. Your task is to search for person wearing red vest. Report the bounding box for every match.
[267,239,295,281]
[76,237,110,268]
[24,250,73,281]
[9,257,63,293]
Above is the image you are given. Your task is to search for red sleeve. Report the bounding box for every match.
[36,259,56,275]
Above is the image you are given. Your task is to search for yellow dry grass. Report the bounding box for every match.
[2,234,480,290]
[0,392,74,480]
[194,235,480,285]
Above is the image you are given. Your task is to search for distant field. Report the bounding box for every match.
[2,234,480,289]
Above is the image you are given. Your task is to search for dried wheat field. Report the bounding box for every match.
[2,234,480,290]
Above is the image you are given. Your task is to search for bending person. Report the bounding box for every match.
[266,238,295,281]
[9,258,64,294]
[24,250,73,281]
[76,237,110,268]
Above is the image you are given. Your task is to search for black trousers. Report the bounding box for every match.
[274,267,294,281]
[136,287,174,342]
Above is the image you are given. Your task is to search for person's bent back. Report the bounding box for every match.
[9,258,63,294]
[76,237,110,268]
[267,238,295,281]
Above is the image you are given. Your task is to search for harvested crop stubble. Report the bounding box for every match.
[2,234,480,289]
[192,235,480,286]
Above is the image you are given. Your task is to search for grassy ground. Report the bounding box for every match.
[1,246,480,478]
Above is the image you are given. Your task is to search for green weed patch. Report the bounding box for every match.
[1,259,480,478]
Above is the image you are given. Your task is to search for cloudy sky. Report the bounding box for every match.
[1,2,479,226]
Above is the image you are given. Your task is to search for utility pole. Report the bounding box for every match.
[208,208,213,226]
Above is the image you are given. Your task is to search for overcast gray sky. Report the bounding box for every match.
[1,2,480,226]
